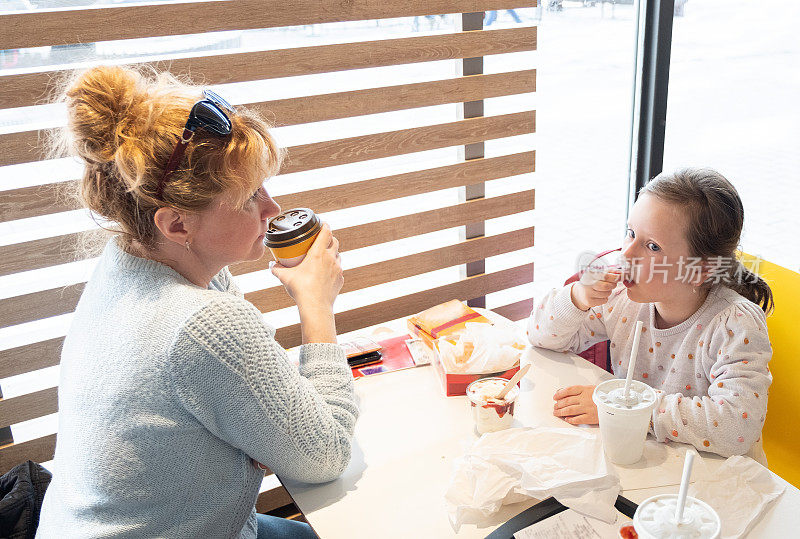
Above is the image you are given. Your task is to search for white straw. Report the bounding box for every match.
[675,451,696,523]
[623,320,644,402]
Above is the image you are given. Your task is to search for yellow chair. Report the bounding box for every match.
[743,254,800,487]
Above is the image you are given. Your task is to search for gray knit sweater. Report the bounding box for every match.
[37,237,358,538]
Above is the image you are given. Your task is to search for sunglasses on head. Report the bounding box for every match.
[155,89,235,199]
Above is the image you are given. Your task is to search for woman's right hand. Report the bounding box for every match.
[570,270,621,311]
[270,223,343,310]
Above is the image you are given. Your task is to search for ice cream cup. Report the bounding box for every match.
[632,494,721,539]
[466,377,519,434]
[264,208,321,267]
[592,378,657,465]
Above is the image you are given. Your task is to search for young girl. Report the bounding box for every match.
[528,168,773,461]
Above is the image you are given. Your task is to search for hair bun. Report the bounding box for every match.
[64,65,146,164]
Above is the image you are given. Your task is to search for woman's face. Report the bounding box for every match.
[190,183,281,268]
[621,193,700,303]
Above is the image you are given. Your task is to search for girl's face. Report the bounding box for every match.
[621,193,700,303]
[190,183,281,268]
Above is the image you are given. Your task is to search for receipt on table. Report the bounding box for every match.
[514,509,629,539]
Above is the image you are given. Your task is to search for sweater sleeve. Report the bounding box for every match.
[527,283,613,354]
[651,301,772,457]
[166,295,358,484]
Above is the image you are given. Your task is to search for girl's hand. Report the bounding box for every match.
[570,271,621,311]
[270,223,343,310]
[553,385,599,425]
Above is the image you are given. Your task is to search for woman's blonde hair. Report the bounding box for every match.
[50,65,284,253]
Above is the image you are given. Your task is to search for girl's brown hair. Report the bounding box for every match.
[50,65,284,253]
[640,167,774,313]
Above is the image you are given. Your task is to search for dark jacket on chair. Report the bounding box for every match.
[0,461,52,539]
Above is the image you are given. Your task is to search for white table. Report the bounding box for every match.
[284,345,799,538]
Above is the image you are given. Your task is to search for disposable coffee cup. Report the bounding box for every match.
[632,494,721,539]
[466,377,519,434]
[592,378,656,465]
[264,208,321,267]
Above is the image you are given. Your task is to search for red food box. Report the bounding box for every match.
[430,338,521,397]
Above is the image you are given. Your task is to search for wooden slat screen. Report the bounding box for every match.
[0,0,537,513]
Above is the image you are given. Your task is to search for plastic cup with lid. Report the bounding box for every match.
[592,378,657,465]
[466,377,519,434]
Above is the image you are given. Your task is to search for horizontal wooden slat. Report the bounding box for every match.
[0,434,57,475]
[1,146,532,224]
[0,0,536,51]
[0,387,58,429]
[1,70,535,166]
[0,337,64,380]
[276,150,534,213]
[0,229,106,278]
[492,297,534,322]
[247,227,534,312]
[0,27,537,110]
[233,188,535,275]
[279,110,535,175]
[0,190,533,378]
[275,262,534,348]
[256,484,295,514]
[0,283,85,330]
[0,182,81,223]
[252,69,536,126]
[0,131,37,166]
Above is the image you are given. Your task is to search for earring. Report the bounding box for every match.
[692,286,698,294]
[185,240,191,252]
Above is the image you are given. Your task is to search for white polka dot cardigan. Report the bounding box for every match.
[527,283,772,460]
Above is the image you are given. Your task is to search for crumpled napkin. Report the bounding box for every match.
[444,427,621,530]
[689,455,785,538]
[437,322,526,374]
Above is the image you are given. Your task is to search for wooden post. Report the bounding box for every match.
[458,11,486,309]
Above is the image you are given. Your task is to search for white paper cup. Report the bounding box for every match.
[592,379,656,465]
[466,377,519,434]
[632,494,721,539]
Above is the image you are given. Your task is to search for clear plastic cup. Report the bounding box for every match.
[577,250,628,286]
[466,377,519,434]
[593,379,656,465]
[632,494,721,539]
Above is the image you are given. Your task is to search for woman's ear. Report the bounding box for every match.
[153,207,193,247]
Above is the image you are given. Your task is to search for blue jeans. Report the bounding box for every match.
[485,9,522,26]
[256,513,317,539]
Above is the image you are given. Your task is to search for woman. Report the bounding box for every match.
[36,66,358,538]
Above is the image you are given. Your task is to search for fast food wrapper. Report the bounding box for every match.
[435,322,526,374]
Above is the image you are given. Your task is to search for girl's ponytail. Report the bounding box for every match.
[729,262,774,314]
